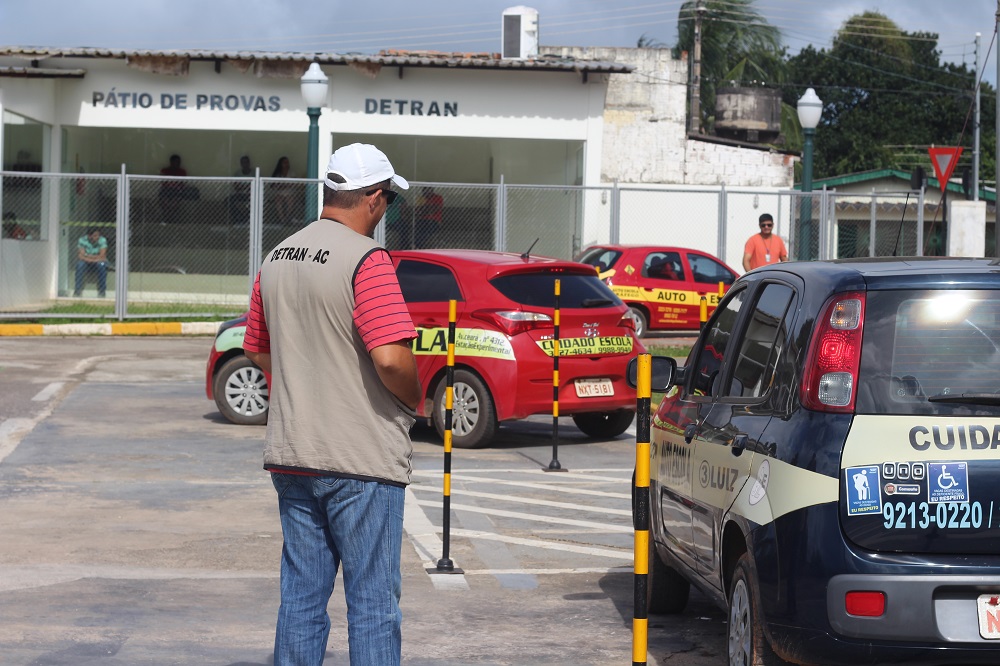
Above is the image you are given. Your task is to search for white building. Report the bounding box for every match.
[0,16,799,310]
[0,37,794,192]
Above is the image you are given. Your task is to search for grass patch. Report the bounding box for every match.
[0,302,241,325]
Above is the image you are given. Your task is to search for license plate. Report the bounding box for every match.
[976,595,1000,639]
[575,379,614,398]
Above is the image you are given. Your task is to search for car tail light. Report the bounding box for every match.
[801,291,865,413]
[619,313,635,331]
[845,591,885,617]
[472,309,553,337]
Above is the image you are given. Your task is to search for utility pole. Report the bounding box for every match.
[995,1,999,255]
[974,32,981,201]
[689,0,706,134]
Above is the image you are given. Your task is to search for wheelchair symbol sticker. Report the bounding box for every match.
[928,462,968,503]
[845,465,882,516]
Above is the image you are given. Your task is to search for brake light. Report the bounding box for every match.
[845,591,885,617]
[619,313,635,331]
[472,309,553,337]
[801,291,865,413]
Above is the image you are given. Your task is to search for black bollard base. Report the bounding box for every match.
[543,460,568,472]
[427,558,464,574]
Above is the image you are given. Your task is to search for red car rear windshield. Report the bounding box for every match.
[490,272,623,309]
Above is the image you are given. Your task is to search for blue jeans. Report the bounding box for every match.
[75,260,107,296]
[271,473,404,666]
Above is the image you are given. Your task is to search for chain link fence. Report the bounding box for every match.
[1,170,993,320]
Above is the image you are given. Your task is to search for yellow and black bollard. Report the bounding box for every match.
[545,278,566,472]
[632,353,652,666]
[699,294,708,331]
[435,299,461,573]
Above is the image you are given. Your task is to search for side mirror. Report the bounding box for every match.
[626,356,677,392]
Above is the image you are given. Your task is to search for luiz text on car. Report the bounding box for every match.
[631,257,1000,665]
[575,244,737,337]
[207,249,644,448]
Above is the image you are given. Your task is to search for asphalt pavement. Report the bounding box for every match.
[0,337,724,665]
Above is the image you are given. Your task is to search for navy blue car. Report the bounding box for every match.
[638,258,1000,665]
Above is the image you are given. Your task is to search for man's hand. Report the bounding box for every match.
[370,340,421,410]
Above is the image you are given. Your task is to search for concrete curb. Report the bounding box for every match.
[0,322,222,337]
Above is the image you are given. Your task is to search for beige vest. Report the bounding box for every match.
[258,219,414,485]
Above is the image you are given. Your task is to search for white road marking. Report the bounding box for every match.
[464,566,633,575]
[403,487,469,590]
[32,382,64,402]
[410,473,630,500]
[448,467,633,474]
[0,355,132,466]
[416,498,632,533]
[409,484,630,516]
[450,529,632,560]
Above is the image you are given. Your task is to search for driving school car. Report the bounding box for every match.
[207,249,644,448]
[636,257,1000,665]
[575,244,737,337]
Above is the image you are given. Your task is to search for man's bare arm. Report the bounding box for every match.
[370,340,421,410]
[245,350,271,375]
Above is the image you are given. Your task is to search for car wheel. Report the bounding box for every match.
[572,409,635,439]
[628,306,648,338]
[213,355,269,425]
[433,370,497,449]
[728,553,785,666]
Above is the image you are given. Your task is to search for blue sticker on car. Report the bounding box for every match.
[846,465,882,516]
[928,462,969,503]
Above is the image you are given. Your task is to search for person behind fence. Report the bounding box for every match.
[230,155,254,224]
[271,156,297,225]
[74,227,108,298]
[3,211,27,240]
[742,213,787,271]
[415,185,443,248]
[158,154,188,223]
[243,142,421,666]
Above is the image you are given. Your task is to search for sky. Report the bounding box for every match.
[0,0,996,84]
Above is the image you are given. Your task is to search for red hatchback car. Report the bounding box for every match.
[207,249,644,448]
[575,245,738,336]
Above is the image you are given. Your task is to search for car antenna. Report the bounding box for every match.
[894,167,922,257]
[891,191,910,257]
[520,238,540,260]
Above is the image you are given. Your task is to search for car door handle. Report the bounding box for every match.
[731,433,748,457]
[684,424,697,444]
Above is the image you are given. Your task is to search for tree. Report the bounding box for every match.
[673,0,784,132]
[784,11,995,183]
[636,33,666,49]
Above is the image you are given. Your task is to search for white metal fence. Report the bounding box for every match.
[0,169,982,320]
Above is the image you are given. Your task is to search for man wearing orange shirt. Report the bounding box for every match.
[743,213,787,271]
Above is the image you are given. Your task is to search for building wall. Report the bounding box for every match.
[684,139,795,187]
[542,45,794,189]
[1,56,609,187]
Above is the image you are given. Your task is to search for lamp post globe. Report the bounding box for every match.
[796,87,822,260]
[300,63,329,221]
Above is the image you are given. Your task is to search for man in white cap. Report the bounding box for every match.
[243,143,421,665]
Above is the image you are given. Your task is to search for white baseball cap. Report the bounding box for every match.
[324,143,409,191]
